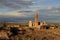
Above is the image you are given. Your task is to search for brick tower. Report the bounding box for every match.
[35,12,38,27]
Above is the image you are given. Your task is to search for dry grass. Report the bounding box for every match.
[0,25,60,40]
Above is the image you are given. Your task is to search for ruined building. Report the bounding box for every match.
[29,12,47,29]
[29,21,33,27]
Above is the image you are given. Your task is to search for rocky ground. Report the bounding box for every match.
[0,26,60,40]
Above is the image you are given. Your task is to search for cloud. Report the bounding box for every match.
[22,0,32,1]
[34,0,58,3]
[29,6,50,9]
[0,5,60,18]
[0,0,33,10]
[0,11,34,22]
[0,6,60,23]
[0,11,34,18]
[38,6,60,17]
[29,5,60,9]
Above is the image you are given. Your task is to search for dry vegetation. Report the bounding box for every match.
[0,23,60,40]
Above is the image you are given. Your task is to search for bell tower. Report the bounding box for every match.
[35,12,38,27]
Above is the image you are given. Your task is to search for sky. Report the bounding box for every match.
[0,0,60,23]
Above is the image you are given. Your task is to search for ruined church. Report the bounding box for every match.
[29,12,47,29]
